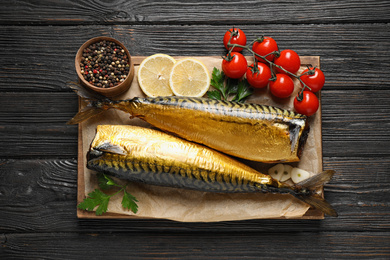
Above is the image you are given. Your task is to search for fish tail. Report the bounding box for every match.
[66,106,106,125]
[66,82,113,125]
[293,170,338,217]
[296,193,338,217]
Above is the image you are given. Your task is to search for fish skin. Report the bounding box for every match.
[68,83,310,163]
[113,96,309,163]
[87,125,280,194]
[87,125,337,217]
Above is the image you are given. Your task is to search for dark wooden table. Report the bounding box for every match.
[1,1,389,259]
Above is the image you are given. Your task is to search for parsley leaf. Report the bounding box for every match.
[207,67,253,102]
[210,68,225,94]
[77,189,110,215]
[122,190,139,213]
[225,77,239,97]
[97,172,115,190]
[233,79,253,102]
[95,194,110,216]
[78,173,139,216]
[207,90,222,100]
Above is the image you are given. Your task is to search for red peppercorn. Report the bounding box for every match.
[80,40,129,88]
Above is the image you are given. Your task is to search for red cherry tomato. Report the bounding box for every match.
[252,36,279,63]
[269,74,295,98]
[222,52,248,79]
[246,63,272,88]
[300,67,325,93]
[274,49,301,74]
[223,28,247,52]
[293,91,319,116]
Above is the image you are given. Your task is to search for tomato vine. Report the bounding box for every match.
[218,27,325,116]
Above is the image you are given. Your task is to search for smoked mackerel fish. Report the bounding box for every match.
[69,83,310,163]
[87,125,337,217]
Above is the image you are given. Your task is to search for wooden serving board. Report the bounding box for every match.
[77,56,324,220]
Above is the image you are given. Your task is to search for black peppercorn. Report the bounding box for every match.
[80,40,130,88]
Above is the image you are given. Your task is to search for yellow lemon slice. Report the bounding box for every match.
[169,58,210,97]
[137,54,176,97]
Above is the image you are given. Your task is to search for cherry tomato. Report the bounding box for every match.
[252,36,279,63]
[300,67,325,92]
[274,49,301,74]
[293,90,319,116]
[222,52,248,79]
[246,63,272,88]
[223,28,247,52]
[269,74,295,98]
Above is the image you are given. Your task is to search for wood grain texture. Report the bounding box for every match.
[0,0,389,258]
[0,23,389,92]
[0,158,388,233]
[1,232,389,259]
[0,0,389,24]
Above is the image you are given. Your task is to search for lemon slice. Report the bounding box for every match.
[169,58,210,97]
[137,54,176,97]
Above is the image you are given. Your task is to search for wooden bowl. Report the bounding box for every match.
[75,36,134,97]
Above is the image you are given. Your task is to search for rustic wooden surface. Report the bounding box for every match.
[0,1,389,259]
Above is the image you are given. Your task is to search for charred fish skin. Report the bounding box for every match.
[113,96,310,163]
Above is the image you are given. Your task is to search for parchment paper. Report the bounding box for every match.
[80,56,322,221]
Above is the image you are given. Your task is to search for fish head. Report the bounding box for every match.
[87,149,104,161]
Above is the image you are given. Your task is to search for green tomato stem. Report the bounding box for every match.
[226,37,312,91]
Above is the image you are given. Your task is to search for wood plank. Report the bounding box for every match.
[0,93,79,158]
[321,90,390,158]
[0,2,388,259]
[1,232,389,259]
[0,1,389,24]
[0,23,389,92]
[0,158,389,233]
[1,89,389,158]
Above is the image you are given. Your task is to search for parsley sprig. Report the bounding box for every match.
[207,67,253,102]
[78,173,138,215]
